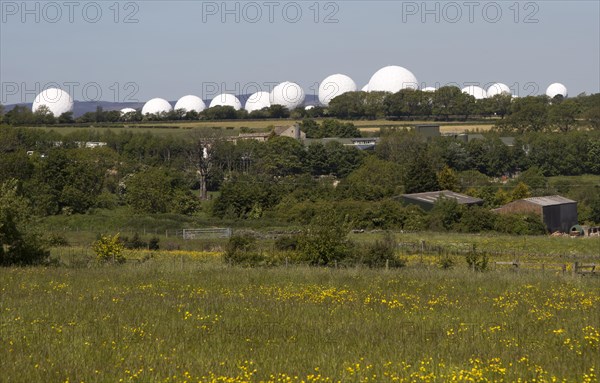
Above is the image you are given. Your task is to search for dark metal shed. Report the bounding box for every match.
[494,196,578,233]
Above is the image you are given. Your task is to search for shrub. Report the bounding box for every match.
[428,197,464,231]
[494,213,547,235]
[297,208,352,266]
[465,245,488,272]
[274,235,299,251]
[93,234,125,264]
[438,255,455,269]
[358,232,405,268]
[123,232,147,249]
[456,206,497,233]
[0,179,50,266]
[148,236,160,251]
[223,234,265,267]
[47,233,70,247]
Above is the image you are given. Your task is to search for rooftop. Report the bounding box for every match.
[523,196,577,206]
[402,190,484,205]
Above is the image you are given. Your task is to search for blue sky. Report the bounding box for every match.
[1,0,599,104]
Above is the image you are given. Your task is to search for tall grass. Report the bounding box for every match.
[1,256,598,382]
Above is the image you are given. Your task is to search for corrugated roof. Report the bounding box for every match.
[402,190,483,205]
[523,196,576,206]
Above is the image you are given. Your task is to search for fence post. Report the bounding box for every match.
[573,262,579,275]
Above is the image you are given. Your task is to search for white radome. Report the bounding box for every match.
[120,108,136,114]
[546,83,568,98]
[244,91,271,113]
[422,87,437,92]
[142,98,173,115]
[210,94,242,110]
[361,84,370,92]
[368,66,418,93]
[32,88,74,116]
[305,105,315,110]
[174,95,206,113]
[486,83,512,97]
[462,86,487,100]
[270,81,305,110]
[318,74,357,106]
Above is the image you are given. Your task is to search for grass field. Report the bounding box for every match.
[23,119,495,138]
[1,254,599,383]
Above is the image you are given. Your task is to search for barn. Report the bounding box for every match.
[493,196,578,233]
[401,190,484,211]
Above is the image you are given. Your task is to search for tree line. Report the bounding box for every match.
[1,123,598,223]
[2,121,600,265]
[2,90,598,132]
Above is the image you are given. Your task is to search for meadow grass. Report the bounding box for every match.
[23,119,495,138]
[1,253,598,382]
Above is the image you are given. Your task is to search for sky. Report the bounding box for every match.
[1,0,599,104]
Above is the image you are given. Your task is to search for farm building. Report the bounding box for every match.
[414,124,440,139]
[401,190,484,211]
[494,196,578,233]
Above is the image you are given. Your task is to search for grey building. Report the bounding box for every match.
[415,124,440,139]
[401,190,484,211]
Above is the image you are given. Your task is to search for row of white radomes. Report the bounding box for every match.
[30,66,569,116]
[139,81,309,115]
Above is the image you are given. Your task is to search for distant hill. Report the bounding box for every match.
[3,94,320,118]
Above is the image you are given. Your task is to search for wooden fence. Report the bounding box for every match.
[494,261,598,276]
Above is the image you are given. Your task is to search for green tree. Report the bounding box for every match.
[549,99,580,132]
[498,96,549,133]
[0,179,49,266]
[582,98,600,130]
[485,94,513,119]
[437,166,458,191]
[511,182,531,201]
[338,157,403,200]
[202,106,238,120]
[328,92,366,119]
[58,112,74,124]
[257,137,306,177]
[384,89,431,118]
[125,168,174,213]
[33,105,56,125]
[517,167,547,190]
[428,197,464,231]
[403,149,440,194]
[4,105,34,126]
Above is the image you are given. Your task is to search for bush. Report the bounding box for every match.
[47,233,70,247]
[465,245,488,272]
[0,179,50,266]
[122,232,147,249]
[428,197,464,231]
[93,234,125,264]
[297,208,352,266]
[274,235,299,251]
[223,234,266,267]
[148,236,160,251]
[494,213,547,235]
[357,232,405,268]
[456,206,497,233]
[438,255,455,269]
